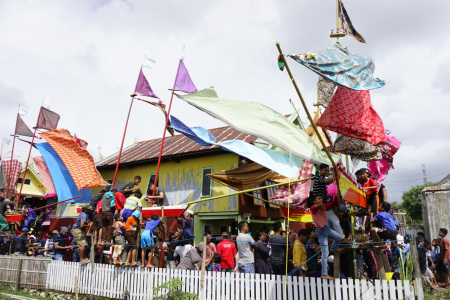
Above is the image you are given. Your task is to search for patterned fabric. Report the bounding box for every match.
[1,159,22,199]
[378,135,401,164]
[288,44,385,90]
[271,160,314,209]
[304,110,333,148]
[368,159,393,184]
[317,86,386,145]
[317,76,337,108]
[33,156,56,194]
[39,129,108,189]
[333,135,382,161]
[338,0,366,43]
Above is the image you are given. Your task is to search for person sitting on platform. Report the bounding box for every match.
[145,180,169,207]
[121,192,143,223]
[310,195,349,280]
[370,202,398,243]
[140,209,165,268]
[120,176,142,198]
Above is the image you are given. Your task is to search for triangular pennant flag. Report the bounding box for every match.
[173,59,197,93]
[134,68,158,98]
[338,0,366,43]
[15,114,34,137]
[37,107,60,130]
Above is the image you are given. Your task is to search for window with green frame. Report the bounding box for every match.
[201,167,213,197]
[146,174,156,194]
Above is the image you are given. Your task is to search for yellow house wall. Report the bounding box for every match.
[95,152,239,213]
[16,169,47,197]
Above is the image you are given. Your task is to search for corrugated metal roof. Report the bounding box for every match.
[423,174,450,192]
[97,125,258,168]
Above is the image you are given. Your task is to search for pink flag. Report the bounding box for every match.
[15,114,34,137]
[173,59,197,93]
[37,107,60,130]
[134,68,158,98]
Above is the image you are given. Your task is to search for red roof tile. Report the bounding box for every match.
[97,125,258,168]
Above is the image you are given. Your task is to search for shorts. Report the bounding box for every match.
[141,230,155,248]
[124,231,137,250]
[375,228,398,241]
[422,267,433,279]
[94,214,103,231]
[238,263,255,274]
[71,228,88,248]
[437,260,450,275]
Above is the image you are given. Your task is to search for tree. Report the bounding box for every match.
[400,182,436,225]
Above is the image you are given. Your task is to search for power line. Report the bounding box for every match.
[384,172,448,183]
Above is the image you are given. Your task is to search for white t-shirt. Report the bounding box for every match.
[174,244,194,261]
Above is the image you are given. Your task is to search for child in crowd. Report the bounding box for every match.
[212,254,222,272]
[305,229,320,276]
[123,210,141,267]
[417,236,439,289]
[437,228,449,288]
[355,168,379,214]
[390,241,401,272]
[112,213,127,266]
[310,195,349,280]
[370,202,398,243]
[140,209,164,268]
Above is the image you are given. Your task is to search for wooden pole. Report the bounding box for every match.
[185,177,314,206]
[275,43,341,194]
[410,236,424,300]
[74,276,79,300]
[90,235,95,272]
[14,258,23,291]
[200,236,207,287]
[112,96,135,188]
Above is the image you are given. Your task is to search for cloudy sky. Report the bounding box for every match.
[1,0,449,202]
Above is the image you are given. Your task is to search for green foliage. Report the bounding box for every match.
[401,182,436,225]
[152,277,199,300]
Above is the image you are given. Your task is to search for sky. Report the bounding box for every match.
[1,0,449,203]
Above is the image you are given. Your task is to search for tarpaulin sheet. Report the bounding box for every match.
[208,163,287,191]
[169,116,304,178]
[35,142,91,203]
[317,86,386,145]
[1,159,22,199]
[280,207,313,223]
[177,87,339,166]
[288,44,385,90]
[39,129,108,189]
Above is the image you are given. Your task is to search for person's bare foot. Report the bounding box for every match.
[321,275,334,280]
[130,262,139,266]
[122,263,130,267]
[145,264,155,268]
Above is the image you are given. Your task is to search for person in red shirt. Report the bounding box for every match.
[356,168,379,214]
[111,187,126,215]
[216,232,237,272]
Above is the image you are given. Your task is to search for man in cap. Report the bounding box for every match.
[72,204,92,264]
[53,226,71,261]
[13,227,30,256]
[177,210,194,245]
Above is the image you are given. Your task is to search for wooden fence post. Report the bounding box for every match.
[14,258,23,292]
[410,236,424,300]
[75,276,79,300]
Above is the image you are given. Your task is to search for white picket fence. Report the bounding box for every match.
[46,261,415,300]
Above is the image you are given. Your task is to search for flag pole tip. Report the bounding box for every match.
[130,94,137,97]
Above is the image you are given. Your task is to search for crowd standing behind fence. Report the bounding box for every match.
[0,169,449,293]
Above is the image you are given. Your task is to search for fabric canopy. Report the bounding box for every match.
[177,87,339,166]
[1,159,22,199]
[317,86,386,145]
[288,44,385,90]
[169,116,304,178]
[33,156,56,194]
[39,129,108,189]
[208,163,287,191]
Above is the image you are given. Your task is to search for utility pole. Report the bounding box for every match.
[422,164,427,184]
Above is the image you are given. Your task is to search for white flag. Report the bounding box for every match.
[42,96,51,109]
[1,138,12,158]
[18,107,27,116]
[142,56,156,70]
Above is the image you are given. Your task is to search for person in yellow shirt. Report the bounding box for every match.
[293,229,309,276]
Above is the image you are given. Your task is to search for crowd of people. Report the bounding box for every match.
[0,169,449,290]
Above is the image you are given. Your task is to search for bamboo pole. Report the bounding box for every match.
[112,96,135,187]
[185,177,314,206]
[275,43,341,194]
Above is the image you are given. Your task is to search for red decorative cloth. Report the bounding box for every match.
[1,159,22,199]
[316,86,386,145]
[33,156,56,194]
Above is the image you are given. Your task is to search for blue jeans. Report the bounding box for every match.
[72,251,80,262]
[53,253,65,261]
[326,210,343,236]
[238,263,255,274]
[207,264,214,271]
[316,225,344,276]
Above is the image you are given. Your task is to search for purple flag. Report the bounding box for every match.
[173,59,197,93]
[134,68,158,98]
[15,114,34,137]
[37,107,60,130]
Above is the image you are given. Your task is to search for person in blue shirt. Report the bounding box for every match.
[53,226,71,261]
[390,241,401,272]
[370,202,398,242]
[177,210,194,245]
[140,208,164,268]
